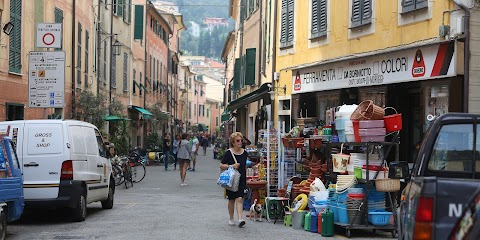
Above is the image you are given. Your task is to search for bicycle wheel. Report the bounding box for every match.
[132,163,146,183]
[112,164,124,186]
[124,164,133,189]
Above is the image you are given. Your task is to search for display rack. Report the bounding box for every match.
[282,147,296,188]
[324,134,400,238]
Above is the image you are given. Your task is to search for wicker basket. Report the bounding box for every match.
[375,178,401,192]
[350,100,385,121]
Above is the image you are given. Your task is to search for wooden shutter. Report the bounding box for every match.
[311,0,318,36]
[245,48,256,86]
[118,0,123,17]
[402,0,415,12]
[287,0,294,44]
[415,0,428,9]
[54,8,63,50]
[351,0,361,27]
[362,0,371,25]
[134,5,144,40]
[240,55,245,89]
[280,0,288,46]
[319,0,327,34]
[233,58,241,91]
[9,0,22,73]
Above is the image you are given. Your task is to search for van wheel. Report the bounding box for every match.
[101,184,114,209]
[72,190,87,222]
[0,212,6,240]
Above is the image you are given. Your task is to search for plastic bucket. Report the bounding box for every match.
[384,107,402,132]
[352,120,361,142]
[337,203,349,224]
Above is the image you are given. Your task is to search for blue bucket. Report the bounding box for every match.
[338,203,349,224]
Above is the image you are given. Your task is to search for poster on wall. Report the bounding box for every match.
[292,42,457,94]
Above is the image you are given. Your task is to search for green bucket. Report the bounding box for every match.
[354,167,362,179]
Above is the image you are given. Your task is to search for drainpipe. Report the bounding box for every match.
[96,0,101,95]
[143,1,148,109]
[454,0,469,113]
[271,0,278,121]
[109,0,113,113]
[71,0,76,118]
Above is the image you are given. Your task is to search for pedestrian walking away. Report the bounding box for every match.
[220,132,247,228]
[202,136,208,156]
[173,134,180,170]
[188,133,199,171]
[163,133,171,171]
[176,133,192,186]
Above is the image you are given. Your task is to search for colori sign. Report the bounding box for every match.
[292,42,457,94]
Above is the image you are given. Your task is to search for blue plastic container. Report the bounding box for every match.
[368,210,392,226]
[310,211,318,233]
[336,118,346,130]
[338,130,346,142]
[338,203,349,224]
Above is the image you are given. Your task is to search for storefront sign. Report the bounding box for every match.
[28,51,66,108]
[292,42,456,94]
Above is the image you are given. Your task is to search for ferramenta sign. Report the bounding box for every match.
[292,42,458,94]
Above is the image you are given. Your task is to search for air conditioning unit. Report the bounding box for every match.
[450,16,465,36]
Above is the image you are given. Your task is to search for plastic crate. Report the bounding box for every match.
[368,210,392,226]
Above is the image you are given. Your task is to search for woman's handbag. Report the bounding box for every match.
[217,149,241,192]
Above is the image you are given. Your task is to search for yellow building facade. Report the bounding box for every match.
[274,0,473,162]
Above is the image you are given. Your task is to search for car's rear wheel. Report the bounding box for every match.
[0,211,6,240]
[72,190,87,222]
[101,183,114,209]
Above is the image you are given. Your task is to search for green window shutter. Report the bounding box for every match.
[362,0,371,25]
[415,0,428,9]
[123,53,128,91]
[118,0,123,17]
[319,0,327,35]
[287,0,294,44]
[128,0,132,23]
[233,58,241,91]
[240,56,245,89]
[54,8,63,50]
[402,0,427,13]
[351,0,361,27]
[9,0,22,73]
[311,0,318,36]
[85,30,89,88]
[245,48,256,86]
[134,5,144,40]
[280,0,288,46]
[133,69,136,94]
[77,23,82,86]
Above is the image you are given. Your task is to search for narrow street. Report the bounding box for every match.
[8,148,392,240]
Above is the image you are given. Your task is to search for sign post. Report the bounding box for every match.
[28,51,66,109]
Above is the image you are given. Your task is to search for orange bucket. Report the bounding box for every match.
[384,107,402,132]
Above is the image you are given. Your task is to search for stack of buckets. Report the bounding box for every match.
[326,188,339,222]
[346,188,365,225]
[335,105,357,142]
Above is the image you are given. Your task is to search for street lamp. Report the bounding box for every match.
[112,39,122,56]
[3,22,14,35]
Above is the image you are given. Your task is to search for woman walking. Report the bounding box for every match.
[220,132,247,227]
[177,133,192,186]
[163,133,171,171]
[173,135,180,170]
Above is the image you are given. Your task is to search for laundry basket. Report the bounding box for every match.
[350,100,385,121]
[375,178,401,192]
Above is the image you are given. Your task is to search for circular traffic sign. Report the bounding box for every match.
[42,33,55,46]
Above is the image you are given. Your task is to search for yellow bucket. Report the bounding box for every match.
[148,152,156,160]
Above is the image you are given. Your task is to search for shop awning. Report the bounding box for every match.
[221,109,231,122]
[197,123,208,132]
[104,115,131,121]
[227,83,270,111]
[129,105,153,119]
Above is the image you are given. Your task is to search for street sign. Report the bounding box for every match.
[36,23,62,48]
[28,51,66,108]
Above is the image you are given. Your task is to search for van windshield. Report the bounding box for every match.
[427,124,480,175]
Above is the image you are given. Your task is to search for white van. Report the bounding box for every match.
[0,120,114,222]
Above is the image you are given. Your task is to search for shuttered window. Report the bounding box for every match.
[245,48,256,86]
[233,58,241,91]
[133,69,136,94]
[402,0,427,13]
[111,53,117,88]
[139,72,142,95]
[311,0,327,38]
[54,8,63,51]
[351,0,371,28]
[280,0,294,48]
[103,41,107,83]
[85,31,89,88]
[9,0,22,73]
[123,53,128,91]
[77,23,82,86]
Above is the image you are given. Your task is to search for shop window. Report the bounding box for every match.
[6,103,24,121]
[280,99,291,110]
[424,84,448,131]
[317,92,339,125]
[359,87,386,107]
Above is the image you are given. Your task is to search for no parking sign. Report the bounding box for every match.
[36,23,62,48]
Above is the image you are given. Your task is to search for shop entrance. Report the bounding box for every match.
[388,83,423,163]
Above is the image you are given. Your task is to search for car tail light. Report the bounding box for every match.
[61,160,73,180]
[413,197,434,240]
